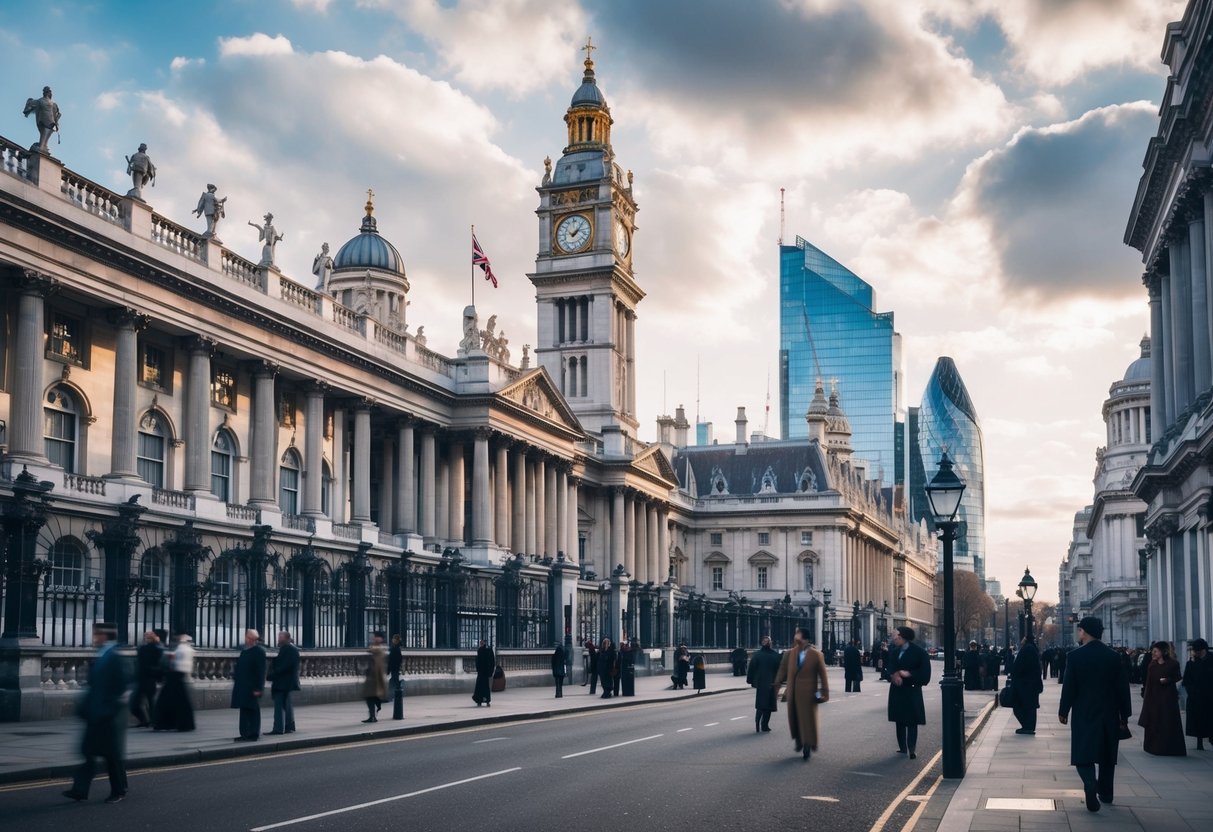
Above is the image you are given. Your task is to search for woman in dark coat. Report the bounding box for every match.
[1182,638,1212,749]
[551,643,566,699]
[672,644,690,690]
[691,652,707,693]
[1010,636,1044,734]
[597,638,617,699]
[1139,641,1186,756]
[472,639,495,707]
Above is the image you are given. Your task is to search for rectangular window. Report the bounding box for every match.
[801,531,813,546]
[757,532,770,546]
[43,409,76,472]
[48,312,84,365]
[137,432,165,487]
[278,391,297,428]
[709,532,723,546]
[140,343,169,391]
[803,562,815,591]
[757,566,768,590]
[211,451,231,502]
[711,566,724,592]
[211,368,236,410]
[280,467,299,515]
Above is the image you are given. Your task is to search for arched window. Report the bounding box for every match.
[43,385,79,472]
[322,459,334,517]
[137,411,168,487]
[48,536,87,588]
[579,356,588,397]
[211,558,234,599]
[280,449,301,515]
[140,549,168,593]
[567,356,578,397]
[211,430,235,502]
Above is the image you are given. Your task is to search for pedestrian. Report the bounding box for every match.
[620,638,638,697]
[267,630,299,735]
[691,651,707,694]
[130,630,163,728]
[1010,635,1044,734]
[730,646,748,676]
[597,637,617,699]
[154,634,195,732]
[672,643,690,690]
[747,635,782,733]
[362,632,387,723]
[231,629,267,741]
[1139,641,1186,756]
[963,641,984,691]
[844,638,864,693]
[1056,646,1068,684]
[1058,616,1132,812]
[62,622,130,804]
[772,627,829,759]
[1183,638,1212,750]
[887,626,930,759]
[583,637,598,693]
[876,640,890,682]
[1041,647,1053,681]
[388,634,404,719]
[984,645,1000,691]
[552,641,567,698]
[473,638,495,706]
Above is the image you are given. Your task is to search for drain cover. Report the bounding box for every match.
[986,798,1056,811]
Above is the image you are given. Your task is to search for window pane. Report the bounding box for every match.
[211,449,231,502]
[49,540,85,587]
[280,466,299,515]
[142,345,165,388]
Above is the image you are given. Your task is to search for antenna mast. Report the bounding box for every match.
[779,187,785,246]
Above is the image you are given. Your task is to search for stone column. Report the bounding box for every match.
[448,439,465,543]
[555,467,568,558]
[1191,215,1211,392]
[494,443,509,547]
[351,402,373,523]
[544,462,558,558]
[396,421,415,533]
[647,503,659,586]
[567,476,580,563]
[379,434,394,533]
[7,272,55,463]
[106,307,148,479]
[624,492,636,578]
[611,488,626,573]
[331,409,346,522]
[420,427,436,538]
[658,509,670,584]
[1170,238,1195,412]
[512,446,527,553]
[634,499,647,584]
[525,457,537,555]
[302,383,327,516]
[1160,273,1176,426]
[436,458,449,541]
[535,457,547,556]
[183,336,216,493]
[249,361,279,508]
[1149,281,1167,432]
[472,430,492,546]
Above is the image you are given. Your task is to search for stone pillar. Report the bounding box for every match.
[1169,238,1195,412]
[106,307,148,479]
[302,383,327,516]
[436,458,449,541]
[183,336,216,493]
[512,446,527,553]
[567,477,580,563]
[351,402,372,524]
[1,470,54,642]
[396,421,415,533]
[1149,281,1167,433]
[535,457,547,556]
[472,430,492,546]
[525,457,537,555]
[89,498,147,645]
[331,409,346,522]
[379,434,394,533]
[658,509,670,584]
[249,361,279,508]
[555,467,568,558]
[420,427,436,539]
[494,443,509,547]
[448,439,465,543]
[611,488,626,572]
[1161,273,1176,425]
[544,462,558,558]
[647,503,659,586]
[634,499,648,584]
[165,521,207,642]
[7,272,55,463]
[624,492,636,578]
[1191,215,1211,392]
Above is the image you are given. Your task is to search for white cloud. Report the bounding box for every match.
[218,33,295,58]
[291,0,334,11]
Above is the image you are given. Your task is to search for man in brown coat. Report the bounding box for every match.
[773,626,830,759]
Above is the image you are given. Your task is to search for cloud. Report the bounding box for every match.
[218,33,294,58]
[291,0,334,11]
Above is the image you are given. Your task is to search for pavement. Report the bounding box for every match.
[909,680,1213,832]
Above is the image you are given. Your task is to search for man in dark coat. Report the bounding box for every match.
[887,626,930,758]
[268,630,300,735]
[583,638,598,693]
[747,635,782,732]
[1182,638,1212,750]
[1056,645,1068,684]
[1010,635,1044,734]
[130,629,163,728]
[597,638,617,699]
[730,646,748,676]
[1059,617,1132,812]
[387,633,404,719]
[983,645,1000,691]
[551,642,567,698]
[473,639,495,706]
[1041,647,1053,680]
[64,623,131,804]
[231,629,267,741]
[963,641,984,691]
[620,639,638,697]
[843,639,864,692]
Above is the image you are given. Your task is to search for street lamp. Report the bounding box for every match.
[1018,568,1037,640]
[822,588,832,656]
[851,599,861,643]
[926,451,966,780]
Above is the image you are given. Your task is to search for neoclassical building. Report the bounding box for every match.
[0,52,934,719]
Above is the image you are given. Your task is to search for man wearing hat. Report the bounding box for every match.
[1182,638,1212,750]
[1059,616,1132,812]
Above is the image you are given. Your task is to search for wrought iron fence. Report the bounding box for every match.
[673,593,813,650]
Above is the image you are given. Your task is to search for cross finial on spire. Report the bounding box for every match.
[583,36,596,66]
[365,188,375,216]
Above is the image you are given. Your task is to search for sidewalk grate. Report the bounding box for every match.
[984,798,1055,811]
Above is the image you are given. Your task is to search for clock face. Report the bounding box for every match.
[556,214,592,253]
[614,218,630,257]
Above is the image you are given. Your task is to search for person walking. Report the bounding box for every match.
[843,638,864,693]
[1010,635,1044,734]
[984,645,1001,691]
[130,630,163,728]
[63,623,130,804]
[772,627,829,759]
[747,635,782,733]
[552,642,567,698]
[1183,638,1212,750]
[876,640,890,682]
[963,641,984,691]
[267,630,299,735]
[1139,641,1186,756]
[887,626,930,759]
[620,639,638,697]
[672,643,690,690]
[1056,646,1068,684]
[730,646,748,676]
[583,637,598,693]
[597,637,617,699]
[231,629,267,741]
[154,634,195,732]
[1059,616,1132,812]
[361,632,387,722]
[691,651,707,694]
[473,639,495,707]
[1041,647,1053,681]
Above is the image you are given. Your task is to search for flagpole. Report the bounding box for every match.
[470,224,475,308]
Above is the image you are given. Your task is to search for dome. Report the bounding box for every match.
[570,57,607,108]
[1123,335,1151,382]
[333,195,406,277]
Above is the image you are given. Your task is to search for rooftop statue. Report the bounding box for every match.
[23,86,61,153]
[125,143,155,201]
[248,213,284,269]
[458,305,480,355]
[542,156,552,186]
[193,184,227,240]
[312,242,334,292]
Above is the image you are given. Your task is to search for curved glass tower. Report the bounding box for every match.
[916,357,986,584]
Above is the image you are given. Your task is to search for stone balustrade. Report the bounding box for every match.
[151,486,196,510]
[0,136,29,180]
[151,212,205,261]
[226,503,259,521]
[281,277,321,314]
[59,167,123,225]
[63,472,107,496]
[221,249,262,289]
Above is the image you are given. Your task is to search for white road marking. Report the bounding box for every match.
[561,734,663,759]
[730,716,746,721]
[472,737,508,744]
[847,771,882,777]
[866,750,943,832]
[802,796,840,802]
[677,728,694,733]
[704,722,720,727]
[249,767,522,830]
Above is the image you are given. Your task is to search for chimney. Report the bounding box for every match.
[674,405,690,449]
[735,407,748,445]
[656,414,674,445]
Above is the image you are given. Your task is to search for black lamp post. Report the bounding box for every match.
[1018,568,1037,640]
[851,599,861,642]
[1003,596,1011,649]
[926,451,966,779]
[822,588,832,656]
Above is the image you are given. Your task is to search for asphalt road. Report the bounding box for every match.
[0,681,949,832]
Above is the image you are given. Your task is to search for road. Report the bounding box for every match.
[0,681,951,832]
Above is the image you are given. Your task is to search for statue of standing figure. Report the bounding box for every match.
[248,213,284,269]
[312,243,334,292]
[480,314,498,352]
[458,305,480,355]
[125,143,155,200]
[193,184,227,240]
[23,86,61,153]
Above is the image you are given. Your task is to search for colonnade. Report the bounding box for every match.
[840,528,895,612]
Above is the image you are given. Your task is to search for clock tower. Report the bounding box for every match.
[530,40,642,441]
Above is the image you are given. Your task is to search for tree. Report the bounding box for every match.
[952,570,996,643]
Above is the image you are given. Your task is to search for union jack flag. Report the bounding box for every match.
[472,232,497,288]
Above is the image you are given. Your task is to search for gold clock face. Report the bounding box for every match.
[614,218,630,257]
[556,214,592,253]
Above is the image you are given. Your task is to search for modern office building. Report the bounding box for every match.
[779,237,898,483]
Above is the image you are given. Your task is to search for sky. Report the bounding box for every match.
[0,0,1188,601]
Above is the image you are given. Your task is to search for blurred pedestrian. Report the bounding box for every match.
[583,637,598,693]
[268,630,299,735]
[130,630,163,728]
[620,639,638,697]
[887,626,930,759]
[362,632,387,722]
[1139,641,1186,756]
[1010,635,1043,734]
[876,640,890,682]
[691,651,707,694]
[983,645,1001,691]
[154,634,195,732]
[62,623,130,804]
[773,626,829,759]
[552,642,567,698]
[231,629,267,741]
[747,635,782,733]
[473,639,495,707]
[597,637,617,699]
[963,641,984,691]
[730,646,748,676]
[1059,617,1132,812]
[672,643,690,690]
[844,638,863,693]
[1183,638,1212,749]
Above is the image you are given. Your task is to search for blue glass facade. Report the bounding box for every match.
[779,236,896,483]
[916,358,986,583]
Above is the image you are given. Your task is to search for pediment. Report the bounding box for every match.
[497,369,583,433]
[631,444,678,485]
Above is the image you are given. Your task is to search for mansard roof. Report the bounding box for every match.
[672,439,830,498]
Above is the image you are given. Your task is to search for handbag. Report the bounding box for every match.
[491,664,506,693]
[1117,722,1132,740]
[998,685,1013,709]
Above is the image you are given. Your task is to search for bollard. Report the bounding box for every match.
[392,679,404,720]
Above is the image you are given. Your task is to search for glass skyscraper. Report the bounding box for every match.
[915,357,986,584]
[779,236,897,483]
